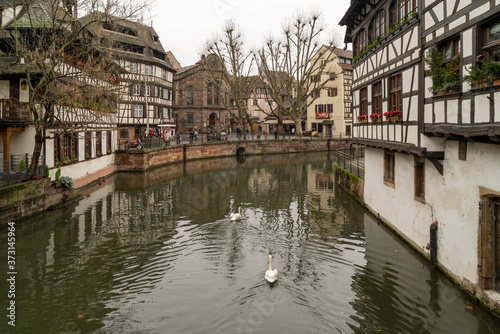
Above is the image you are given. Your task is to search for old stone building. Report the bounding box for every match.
[174,56,231,134]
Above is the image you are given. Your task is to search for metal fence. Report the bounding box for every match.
[0,153,45,187]
[336,147,365,179]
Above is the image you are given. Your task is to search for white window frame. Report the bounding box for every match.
[163,88,169,100]
[145,64,153,75]
[134,104,144,117]
[145,85,151,97]
[130,62,138,74]
[133,84,141,96]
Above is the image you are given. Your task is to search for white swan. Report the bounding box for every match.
[230,207,241,221]
[265,255,278,283]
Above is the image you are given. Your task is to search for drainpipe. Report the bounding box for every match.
[430,221,438,269]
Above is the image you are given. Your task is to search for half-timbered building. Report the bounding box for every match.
[84,15,176,140]
[1,1,118,187]
[341,0,500,309]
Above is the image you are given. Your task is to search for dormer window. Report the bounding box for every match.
[153,35,159,42]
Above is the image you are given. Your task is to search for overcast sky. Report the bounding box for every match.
[151,0,351,67]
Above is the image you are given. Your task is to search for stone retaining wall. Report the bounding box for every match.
[116,139,349,171]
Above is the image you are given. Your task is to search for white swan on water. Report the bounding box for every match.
[265,255,278,283]
[230,207,241,221]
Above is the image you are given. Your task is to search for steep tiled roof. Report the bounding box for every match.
[332,48,353,59]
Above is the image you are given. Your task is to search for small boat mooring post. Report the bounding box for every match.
[430,221,438,269]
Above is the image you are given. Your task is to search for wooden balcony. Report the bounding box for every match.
[424,124,500,143]
[0,100,31,123]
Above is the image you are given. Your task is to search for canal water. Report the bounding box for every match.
[1,153,500,334]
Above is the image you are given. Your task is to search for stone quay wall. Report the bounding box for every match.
[116,139,350,172]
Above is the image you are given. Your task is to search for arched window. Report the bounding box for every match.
[187,86,193,105]
[207,82,213,105]
[370,10,386,43]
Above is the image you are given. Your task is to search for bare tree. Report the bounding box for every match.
[202,20,255,135]
[256,10,341,135]
[1,0,153,179]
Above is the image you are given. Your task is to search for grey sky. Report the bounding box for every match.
[151,0,351,67]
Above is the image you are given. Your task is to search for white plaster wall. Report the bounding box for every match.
[364,142,500,286]
[19,80,29,103]
[49,154,115,181]
[495,92,500,122]
[425,103,433,123]
[9,127,36,155]
[435,101,445,123]
[470,2,489,19]
[475,95,490,123]
[461,29,473,58]
[457,0,472,12]
[462,99,471,123]
[447,100,459,124]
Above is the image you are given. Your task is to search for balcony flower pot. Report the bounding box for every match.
[359,119,368,124]
[387,116,401,122]
[371,118,382,123]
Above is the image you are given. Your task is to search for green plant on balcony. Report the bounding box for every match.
[55,168,61,181]
[86,152,91,160]
[425,45,460,94]
[464,61,500,90]
[44,165,50,178]
[97,150,102,157]
[72,154,78,163]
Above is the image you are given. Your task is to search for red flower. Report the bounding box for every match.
[357,115,367,120]
[370,113,382,119]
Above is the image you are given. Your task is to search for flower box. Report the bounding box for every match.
[371,118,382,123]
[387,116,401,122]
[359,119,368,124]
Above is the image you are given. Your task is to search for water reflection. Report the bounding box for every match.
[0,153,499,334]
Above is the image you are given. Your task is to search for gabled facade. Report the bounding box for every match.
[173,55,231,134]
[341,0,500,309]
[85,16,176,140]
[305,46,353,137]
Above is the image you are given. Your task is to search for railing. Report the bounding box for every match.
[0,100,31,122]
[336,147,365,179]
[116,131,352,150]
[0,153,45,187]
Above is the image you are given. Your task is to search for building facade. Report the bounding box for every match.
[173,56,231,134]
[85,16,176,140]
[306,47,353,137]
[341,0,500,309]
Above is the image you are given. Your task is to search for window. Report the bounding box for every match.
[207,82,214,105]
[370,10,386,43]
[54,132,78,163]
[130,62,138,73]
[134,104,144,117]
[384,151,395,186]
[119,129,128,139]
[372,81,382,115]
[482,19,500,62]
[252,99,258,106]
[85,132,92,157]
[252,110,259,117]
[145,64,153,75]
[389,75,402,112]
[328,88,338,96]
[162,107,170,119]
[106,131,112,154]
[390,0,417,26]
[440,38,460,61]
[163,88,170,100]
[187,86,193,105]
[145,85,151,97]
[95,131,102,155]
[162,69,167,80]
[459,141,467,161]
[133,84,141,96]
[187,113,194,124]
[154,86,158,97]
[360,87,368,117]
[414,158,425,201]
[355,28,366,55]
